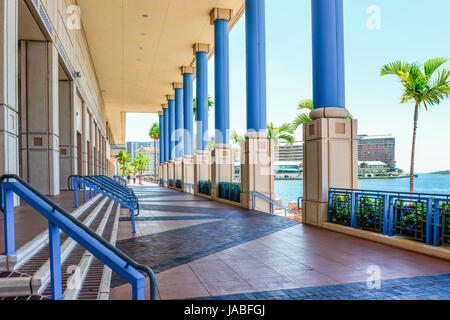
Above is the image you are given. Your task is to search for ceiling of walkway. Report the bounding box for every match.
[76,0,245,144]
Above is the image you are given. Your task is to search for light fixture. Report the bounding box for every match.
[73,71,82,79]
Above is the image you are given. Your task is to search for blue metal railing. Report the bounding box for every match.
[114,175,127,187]
[328,188,450,247]
[198,181,211,196]
[71,176,139,233]
[175,179,182,189]
[0,175,156,300]
[218,182,241,203]
[69,175,139,214]
[169,179,174,188]
[251,191,303,220]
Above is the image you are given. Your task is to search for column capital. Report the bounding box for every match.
[158,111,164,116]
[210,8,233,25]
[162,103,168,109]
[181,66,195,75]
[166,94,175,101]
[172,82,183,89]
[193,43,211,55]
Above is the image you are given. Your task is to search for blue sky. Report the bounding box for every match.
[127,0,450,173]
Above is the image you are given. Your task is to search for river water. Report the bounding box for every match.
[274,174,450,205]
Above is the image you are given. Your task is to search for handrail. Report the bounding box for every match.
[70,175,140,216]
[114,175,127,187]
[74,177,137,233]
[0,174,156,300]
[251,191,302,220]
[91,176,140,214]
[330,187,450,198]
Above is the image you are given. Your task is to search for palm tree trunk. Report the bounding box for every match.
[409,103,419,193]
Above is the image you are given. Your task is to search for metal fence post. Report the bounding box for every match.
[426,197,433,245]
[73,178,79,209]
[382,195,389,235]
[350,192,357,228]
[388,196,394,236]
[3,187,16,255]
[327,191,332,223]
[433,199,440,247]
[130,208,136,234]
[132,277,146,300]
[83,182,87,203]
[252,193,255,211]
[48,221,63,300]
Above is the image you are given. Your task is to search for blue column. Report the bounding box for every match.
[168,99,175,160]
[159,113,164,163]
[183,71,194,155]
[311,0,345,109]
[245,0,267,132]
[214,19,230,145]
[163,107,169,162]
[174,86,184,158]
[195,48,209,151]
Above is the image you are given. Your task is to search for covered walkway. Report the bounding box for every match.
[110,184,450,300]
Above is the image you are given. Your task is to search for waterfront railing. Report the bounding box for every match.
[328,188,450,247]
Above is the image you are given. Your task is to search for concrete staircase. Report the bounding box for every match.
[0,195,121,300]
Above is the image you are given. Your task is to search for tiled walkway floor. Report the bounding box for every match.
[110,184,450,300]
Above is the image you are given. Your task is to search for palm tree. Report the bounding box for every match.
[291,99,313,131]
[193,96,214,119]
[208,139,215,151]
[133,153,150,185]
[231,130,245,144]
[116,151,132,178]
[267,122,296,148]
[381,58,450,192]
[291,99,353,131]
[149,123,160,182]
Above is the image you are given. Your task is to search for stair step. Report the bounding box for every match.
[0,295,50,301]
[31,198,112,296]
[78,204,121,300]
[0,272,32,298]
[0,194,103,272]
[0,197,110,297]
[62,201,116,300]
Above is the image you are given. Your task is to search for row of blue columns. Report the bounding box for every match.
[159,0,345,165]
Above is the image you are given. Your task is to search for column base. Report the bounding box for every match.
[161,163,168,187]
[211,144,234,199]
[182,155,194,194]
[303,116,358,227]
[174,158,183,189]
[194,150,211,195]
[240,132,275,213]
[168,160,175,188]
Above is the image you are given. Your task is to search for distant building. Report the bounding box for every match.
[358,161,390,174]
[275,161,303,180]
[126,141,155,159]
[276,141,303,162]
[135,147,160,177]
[358,135,396,168]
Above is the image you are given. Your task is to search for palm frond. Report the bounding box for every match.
[424,57,449,77]
[297,99,313,111]
[291,113,312,130]
[380,61,411,76]
[422,69,450,109]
